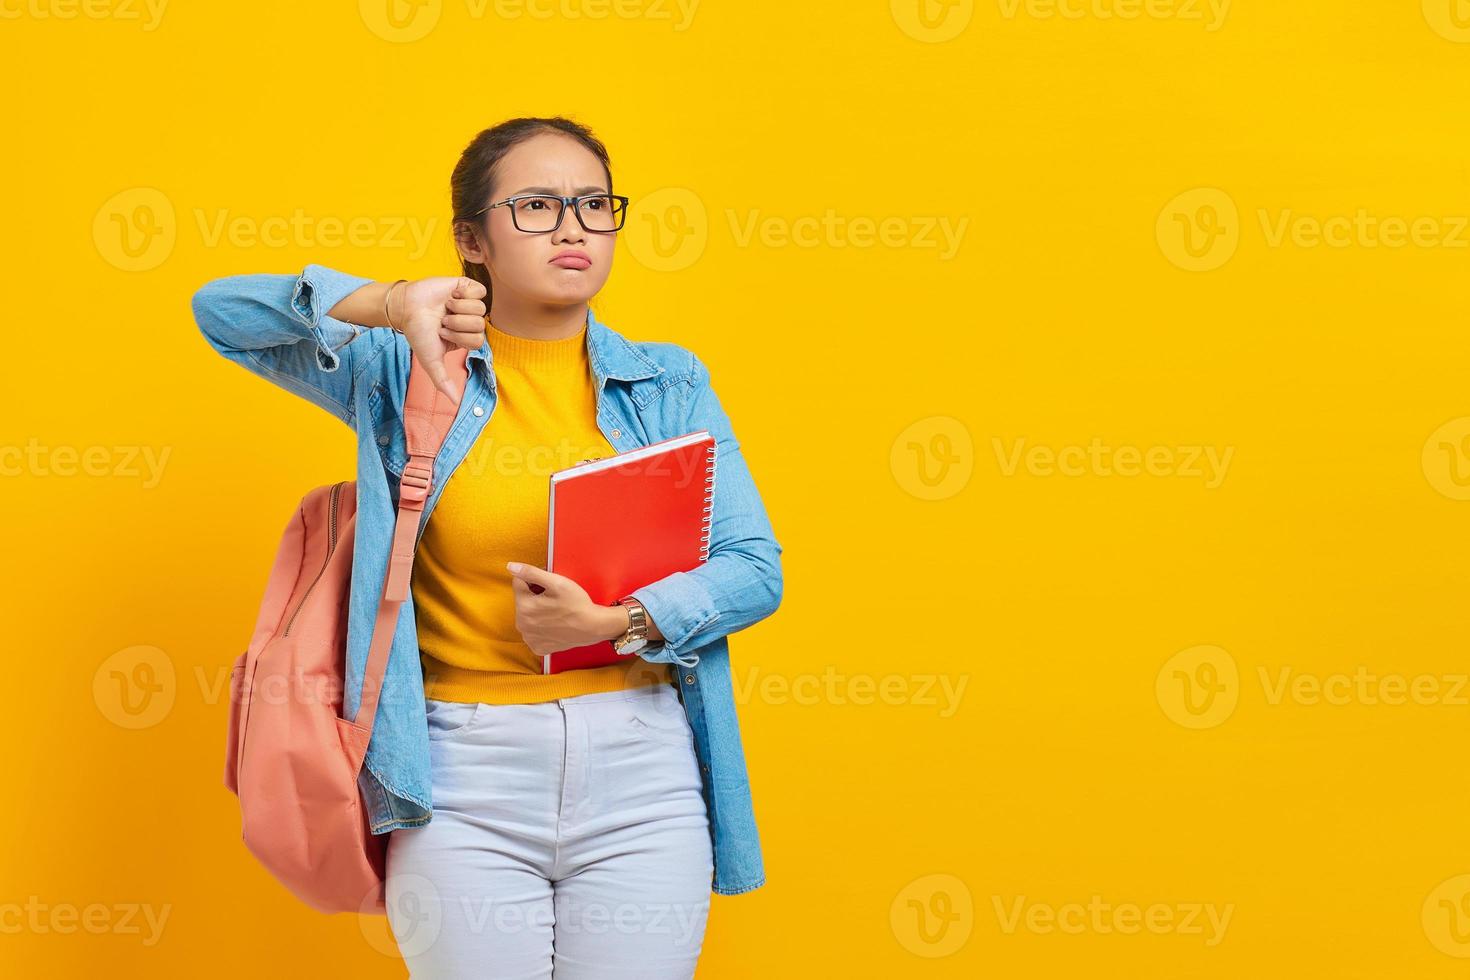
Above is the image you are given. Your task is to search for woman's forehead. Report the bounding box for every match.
[497,135,607,189]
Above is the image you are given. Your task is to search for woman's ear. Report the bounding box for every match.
[452,219,489,266]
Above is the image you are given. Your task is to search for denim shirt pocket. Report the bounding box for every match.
[366,380,408,479]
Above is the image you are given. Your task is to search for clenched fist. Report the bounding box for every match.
[388,276,488,403]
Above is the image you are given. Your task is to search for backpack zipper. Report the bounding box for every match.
[282,480,345,637]
[236,481,346,791]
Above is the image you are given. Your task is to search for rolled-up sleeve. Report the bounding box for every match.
[631,353,784,667]
[192,263,384,426]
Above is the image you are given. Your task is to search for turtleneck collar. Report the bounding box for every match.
[484,316,588,372]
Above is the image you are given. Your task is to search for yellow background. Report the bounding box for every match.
[5,0,1470,976]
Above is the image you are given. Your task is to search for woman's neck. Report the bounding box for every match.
[486,299,589,340]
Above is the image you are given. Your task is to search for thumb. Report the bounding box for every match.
[507,561,556,594]
[425,359,460,406]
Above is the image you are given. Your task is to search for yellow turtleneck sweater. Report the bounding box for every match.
[413,317,672,703]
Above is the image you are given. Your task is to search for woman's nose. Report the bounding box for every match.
[551,200,587,243]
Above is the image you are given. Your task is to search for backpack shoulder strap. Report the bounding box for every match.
[400,346,471,497]
[356,346,471,736]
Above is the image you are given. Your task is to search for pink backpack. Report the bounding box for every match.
[223,347,468,915]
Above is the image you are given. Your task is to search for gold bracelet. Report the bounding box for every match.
[384,279,407,332]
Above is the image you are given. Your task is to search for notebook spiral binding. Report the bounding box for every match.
[698,441,717,562]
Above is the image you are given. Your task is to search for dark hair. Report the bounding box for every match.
[450,117,614,304]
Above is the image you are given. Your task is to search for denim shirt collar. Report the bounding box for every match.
[465,307,664,394]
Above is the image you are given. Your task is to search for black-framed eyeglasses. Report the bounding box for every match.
[470,193,630,234]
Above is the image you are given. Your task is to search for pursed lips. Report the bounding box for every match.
[550,250,591,269]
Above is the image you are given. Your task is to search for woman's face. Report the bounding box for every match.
[458,132,617,308]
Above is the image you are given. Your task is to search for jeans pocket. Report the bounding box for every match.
[628,689,695,748]
[424,699,484,740]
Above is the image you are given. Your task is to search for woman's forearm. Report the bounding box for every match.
[328,280,400,329]
[591,603,666,645]
[192,265,387,425]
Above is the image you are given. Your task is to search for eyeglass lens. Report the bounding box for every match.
[512,196,625,232]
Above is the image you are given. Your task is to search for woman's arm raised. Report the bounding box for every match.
[191,266,487,425]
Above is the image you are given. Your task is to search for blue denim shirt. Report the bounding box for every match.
[192,264,783,896]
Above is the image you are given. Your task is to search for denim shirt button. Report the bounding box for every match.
[685,674,695,684]
[612,427,621,437]
[377,434,390,446]
[473,405,484,417]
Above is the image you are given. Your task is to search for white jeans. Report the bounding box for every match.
[385,681,715,979]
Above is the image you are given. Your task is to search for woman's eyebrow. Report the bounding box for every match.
[510,185,609,195]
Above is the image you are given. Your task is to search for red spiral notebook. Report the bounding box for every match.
[541,429,717,674]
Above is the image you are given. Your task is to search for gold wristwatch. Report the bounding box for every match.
[611,595,649,656]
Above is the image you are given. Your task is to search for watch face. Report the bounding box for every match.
[616,636,648,656]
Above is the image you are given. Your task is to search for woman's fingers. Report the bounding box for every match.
[451,277,487,300]
[438,331,481,351]
[444,295,485,316]
[440,313,486,336]
[439,314,486,349]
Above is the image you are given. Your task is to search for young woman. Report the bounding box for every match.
[193,117,783,978]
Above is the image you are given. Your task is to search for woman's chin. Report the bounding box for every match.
[534,277,603,306]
